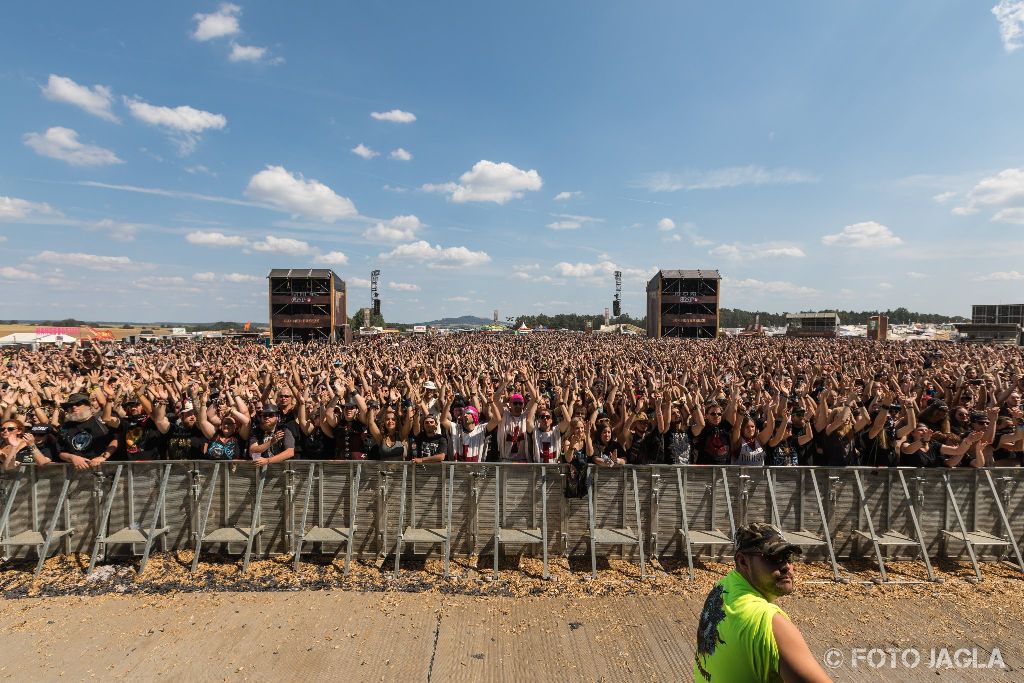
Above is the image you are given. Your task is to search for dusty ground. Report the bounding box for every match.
[1,554,1021,681]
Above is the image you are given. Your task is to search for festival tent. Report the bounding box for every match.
[0,332,77,346]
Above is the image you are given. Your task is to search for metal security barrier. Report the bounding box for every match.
[1,462,1022,581]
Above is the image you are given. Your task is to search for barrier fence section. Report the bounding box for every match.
[1,462,1022,577]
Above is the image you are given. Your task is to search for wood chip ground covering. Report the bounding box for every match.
[1,555,1022,681]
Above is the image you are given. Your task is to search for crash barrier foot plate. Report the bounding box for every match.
[203,526,265,543]
[682,529,733,545]
[941,530,1011,546]
[103,527,169,545]
[498,528,543,544]
[302,526,353,544]
[847,532,921,548]
[402,527,449,544]
[1,530,72,546]
[590,527,640,545]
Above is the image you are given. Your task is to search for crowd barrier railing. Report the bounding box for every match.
[1,462,1021,582]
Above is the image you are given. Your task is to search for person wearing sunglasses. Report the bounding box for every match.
[2,419,53,470]
[491,370,535,463]
[695,522,831,683]
[690,395,738,466]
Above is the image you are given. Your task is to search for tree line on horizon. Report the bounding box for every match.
[3,306,969,335]
[510,307,968,332]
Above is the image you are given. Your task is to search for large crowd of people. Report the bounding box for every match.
[2,334,1023,479]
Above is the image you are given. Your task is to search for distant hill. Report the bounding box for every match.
[420,315,494,327]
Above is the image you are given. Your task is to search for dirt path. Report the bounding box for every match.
[1,563,1022,682]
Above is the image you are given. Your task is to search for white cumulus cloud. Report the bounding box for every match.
[192,3,241,41]
[193,272,217,282]
[822,221,903,248]
[351,143,378,159]
[977,270,1024,281]
[388,282,420,292]
[553,260,651,281]
[952,168,1024,216]
[245,165,357,221]
[0,267,38,281]
[993,1,1024,52]
[554,191,581,201]
[657,218,676,232]
[314,251,349,266]
[185,230,247,247]
[380,241,490,269]
[0,196,61,222]
[423,160,542,204]
[251,235,313,255]
[993,207,1024,224]
[710,242,805,260]
[370,109,416,123]
[124,96,226,154]
[40,74,118,122]
[389,147,412,161]
[23,127,122,166]
[224,273,260,283]
[725,277,818,296]
[229,42,271,62]
[36,251,132,271]
[90,219,139,242]
[364,215,422,242]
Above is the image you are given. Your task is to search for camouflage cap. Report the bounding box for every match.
[734,522,803,556]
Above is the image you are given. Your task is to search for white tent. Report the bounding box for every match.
[0,332,78,346]
[0,332,41,345]
[36,334,78,344]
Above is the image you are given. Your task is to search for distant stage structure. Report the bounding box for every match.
[955,303,1024,346]
[267,268,349,344]
[646,269,721,339]
[786,311,840,338]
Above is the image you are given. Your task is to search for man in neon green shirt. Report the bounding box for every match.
[694,522,832,682]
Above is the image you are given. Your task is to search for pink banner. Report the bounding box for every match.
[35,326,80,336]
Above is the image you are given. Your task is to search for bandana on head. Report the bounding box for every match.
[463,406,479,425]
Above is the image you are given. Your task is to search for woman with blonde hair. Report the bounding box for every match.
[563,417,593,498]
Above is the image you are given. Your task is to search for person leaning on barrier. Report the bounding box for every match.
[562,417,592,497]
[766,403,813,467]
[161,400,206,460]
[56,393,117,470]
[2,419,52,471]
[690,396,736,466]
[411,409,447,464]
[322,388,369,460]
[365,401,412,461]
[694,522,832,683]
[248,403,294,467]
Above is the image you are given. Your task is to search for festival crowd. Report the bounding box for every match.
[2,335,1023,482]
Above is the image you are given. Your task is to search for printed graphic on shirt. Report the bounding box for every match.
[695,584,727,681]
[71,431,93,452]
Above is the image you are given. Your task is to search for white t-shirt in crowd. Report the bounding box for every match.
[450,423,488,462]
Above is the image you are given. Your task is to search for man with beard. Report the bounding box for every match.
[57,393,117,470]
[159,400,205,460]
[412,412,448,464]
[323,397,369,460]
[694,523,831,683]
[248,403,295,467]
[107,397,166,461]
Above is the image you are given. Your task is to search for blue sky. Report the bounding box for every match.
[2,1,1024,323]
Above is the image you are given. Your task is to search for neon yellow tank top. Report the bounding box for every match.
[694,570,787,682]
